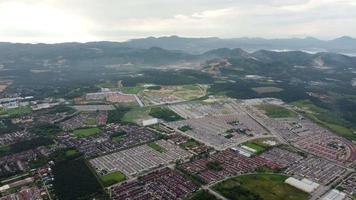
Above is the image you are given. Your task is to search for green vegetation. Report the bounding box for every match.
[1,106,32,117]
[292,100,356,140]
[46,105,76,114]
[107,106,132,123]
[213,174,309,200]
[65,149,79,157]
[146,85,162,90]
[30,123,62,137]
[188,190,218,200]
[243,141,266,153]
[122,106,151,123]
[149,107,183,122]
[100,171,126,187]
[252,87,284,94]
[73,127,101,138]
[0,137,54,157]
[224,134,234,139]
[120,86,143,94]
[180,139,199,148]
[110,131,127,142]
[0,119,21,134]
[258,104,297,118]
[206,161,223,171]
[178,125,192,132]
[84,118,97,126]
[97,82,117,88]
[147,142,167,153]
[53,158,105,200]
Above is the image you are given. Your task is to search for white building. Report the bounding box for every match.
[142,118,159,126]
[285,177,320,193]
[321,189,346,200]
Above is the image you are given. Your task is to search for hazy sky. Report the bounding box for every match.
[0,0,355,43]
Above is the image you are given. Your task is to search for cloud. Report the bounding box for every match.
[0,0,355,42]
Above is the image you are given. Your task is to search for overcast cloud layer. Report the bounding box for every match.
[0,0,355,43]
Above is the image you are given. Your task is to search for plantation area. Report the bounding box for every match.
[73,127,101,138]
[100,171,126,187]
[212,174,309,200]
[258,104,297,118]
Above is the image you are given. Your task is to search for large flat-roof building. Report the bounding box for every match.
[285,177,320,193]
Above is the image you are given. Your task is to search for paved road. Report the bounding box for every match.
[202,185,228,200]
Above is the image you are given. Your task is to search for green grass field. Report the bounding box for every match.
[100,171,126,187]
[292,100,356,140]
[213,174,309,200]
[120,86,143,94]
[258,104,297,118]
[242,142,266,153]
[65,149,79,157]
[147,142,167,153]
[84,118,97,126]
[122,106,151,123]
[149,107,183,122]
[73,127,101,138]
[1,106,32,117]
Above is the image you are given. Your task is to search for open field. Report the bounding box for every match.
[243,141,266,153]
[252,87,284,94]
[140,84,208,105]
[73,127,101,138]
[0,106,32,117]
[120,86,144,94]
[122,106,151,123]
[257,104,297,118]
[99,171,126,187]
[213,174,309,200]
[291,100,356,140]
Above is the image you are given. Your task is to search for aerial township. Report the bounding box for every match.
[0,84,355,200]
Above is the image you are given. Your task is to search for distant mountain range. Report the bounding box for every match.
[123,35,356,55]
[1,41,355,69]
